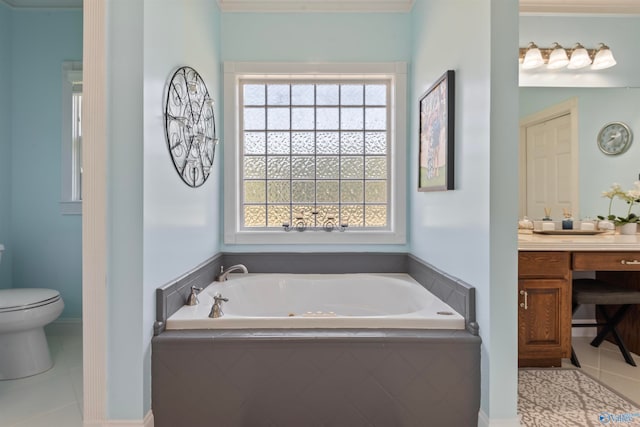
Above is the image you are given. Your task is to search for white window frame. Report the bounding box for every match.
[223,62,407,245]
[60,61,83,215]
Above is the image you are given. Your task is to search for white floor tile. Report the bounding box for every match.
[10,402,82,427]
[570,335,640,407]
[0,329,83,427]
[0,373,77,426]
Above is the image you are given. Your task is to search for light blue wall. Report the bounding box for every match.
[221,11,411,253]
[9,9,82,316]
[520,87,640,220]
[222,12,411,62]
[520,15,640,87]
[0,3,11,289]
[410,0,519,423]
[142,0,222,418]
[105,0,223,420]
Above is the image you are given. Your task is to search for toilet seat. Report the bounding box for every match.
[0,288,61,313]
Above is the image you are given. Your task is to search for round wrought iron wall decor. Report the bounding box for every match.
[163,66,218,187]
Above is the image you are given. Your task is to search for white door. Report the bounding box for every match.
[524,113,574,220]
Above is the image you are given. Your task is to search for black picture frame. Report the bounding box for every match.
[418,70,455,192]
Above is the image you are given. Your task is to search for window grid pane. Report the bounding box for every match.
[240,80,389,229]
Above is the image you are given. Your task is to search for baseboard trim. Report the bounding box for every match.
[84,410,154,427]
[478,409,522,427]
[572,319,597,337]
[45,318,82,336]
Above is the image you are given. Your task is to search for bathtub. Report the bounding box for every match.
[165,273,465,330]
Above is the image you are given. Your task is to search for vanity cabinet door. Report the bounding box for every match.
[518,278,571,366]
[518,251,572,367]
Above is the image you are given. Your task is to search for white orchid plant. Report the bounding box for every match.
[598,182,640,225]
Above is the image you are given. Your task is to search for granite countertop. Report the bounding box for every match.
[518,230,640,251]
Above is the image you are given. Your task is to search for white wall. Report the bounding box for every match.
[410,0,519,424]
[105,0,222,420]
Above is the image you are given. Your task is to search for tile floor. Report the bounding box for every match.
[563,336,640,406]
[1,330,639,426]
[0,327,83,427]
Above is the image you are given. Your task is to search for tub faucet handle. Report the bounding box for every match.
[209,293,229,318]
[186,286,203,306]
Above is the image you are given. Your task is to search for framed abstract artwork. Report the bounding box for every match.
[418,70,455,192]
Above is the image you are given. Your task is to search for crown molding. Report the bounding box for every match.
[217,0,414,13]
[0,0,81,8]
[520,0,640,15]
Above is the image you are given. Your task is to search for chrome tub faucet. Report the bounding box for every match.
[209,293,229,318]
[215,264,248,282]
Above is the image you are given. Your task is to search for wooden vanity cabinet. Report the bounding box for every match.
[518,251,572,367]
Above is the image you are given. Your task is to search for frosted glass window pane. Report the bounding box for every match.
[244,205,266,227]
[292,108,314,130]
[267,156,290,179]
[292,132,315,154]
[365,181,386,203]
[268,205,291,227]
[316,181,339,203]
[267,181,290,203]
[365,157,386,179]
[243,84,265,106]
[315,205,340,226]
[341,156,364,179]
[292,85,314,105]
[341,108,364,130]
[291,156,315,179]
[316,132,339,154]
[316,156,339,179]
[316,108,339,130]
[340,205,364,227]
[341,84,363,105]
[365,85,386,105]
[365,205,387,227]
[244,181,265,203]
[244,108,265,130]
[365,132,387,154]
[292,181,315,203]
[243,157,266,179]
[365,107,386,130]
[341,181,364,203]
[266,132,290,154]
[317,84,339,105]
[240,79,392,230]
[267,108,290,130]
[267,84,290,105]
[244,132,266,154]
[341,132,364,154]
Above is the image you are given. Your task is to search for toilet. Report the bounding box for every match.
[0,244,64,380]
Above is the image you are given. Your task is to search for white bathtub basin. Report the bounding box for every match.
[166,273,465,330]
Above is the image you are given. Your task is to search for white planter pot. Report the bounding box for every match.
[619,223,637,235]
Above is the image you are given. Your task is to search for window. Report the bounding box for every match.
[224,62,406,245]
[61,62,82,215]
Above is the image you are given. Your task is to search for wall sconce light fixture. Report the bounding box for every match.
[519,42,617,71]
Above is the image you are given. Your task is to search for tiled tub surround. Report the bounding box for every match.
[153,253,481,427]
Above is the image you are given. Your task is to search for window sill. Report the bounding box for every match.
[60,201,82,215]
[224,230,406,245]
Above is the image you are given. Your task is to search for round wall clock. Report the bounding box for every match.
[597,121,632,155]
[163,66,218,187]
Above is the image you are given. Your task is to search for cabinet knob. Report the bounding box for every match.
[519,290,528,310]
